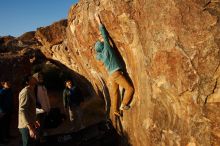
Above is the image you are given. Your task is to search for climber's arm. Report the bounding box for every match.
[95,14,110,47]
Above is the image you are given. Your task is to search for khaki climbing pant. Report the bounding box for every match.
[109,70,134,112]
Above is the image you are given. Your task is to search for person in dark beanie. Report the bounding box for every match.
[33,72,50,142]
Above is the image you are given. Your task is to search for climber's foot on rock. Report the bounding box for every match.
[120,104,130,111]
[114,111,121,117]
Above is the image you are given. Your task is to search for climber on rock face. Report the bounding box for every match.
[94,14,134,117]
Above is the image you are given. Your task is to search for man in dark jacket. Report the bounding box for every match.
[0,81,13,144]
[63,80,84,129]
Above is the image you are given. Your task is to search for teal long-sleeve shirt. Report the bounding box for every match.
[95,24,122,75]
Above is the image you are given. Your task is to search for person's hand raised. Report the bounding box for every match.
[95,13,101,25]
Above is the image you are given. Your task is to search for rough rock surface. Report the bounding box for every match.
[62,0,219,146]
[35,19,67,49]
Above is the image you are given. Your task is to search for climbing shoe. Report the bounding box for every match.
[120,104,130,110]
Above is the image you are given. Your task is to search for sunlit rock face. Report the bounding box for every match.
[35,19,68,53]
[36,0,220,145]
[35,19,75,76]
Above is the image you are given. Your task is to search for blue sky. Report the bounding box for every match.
[0,0,78,37]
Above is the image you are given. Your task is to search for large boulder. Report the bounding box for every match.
[35,19,67,49]
[34,0,220,145]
